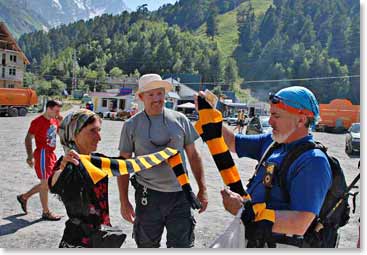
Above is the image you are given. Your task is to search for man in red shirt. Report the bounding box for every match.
[17,100,63,220]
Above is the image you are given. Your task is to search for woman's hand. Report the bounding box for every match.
[60,149,80,170]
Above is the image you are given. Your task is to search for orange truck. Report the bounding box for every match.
[316,99,360,132]
[0,88,38,117]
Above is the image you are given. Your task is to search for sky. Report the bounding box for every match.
[125,0,178,11]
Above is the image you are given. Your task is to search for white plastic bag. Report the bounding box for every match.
[210,208,247,248]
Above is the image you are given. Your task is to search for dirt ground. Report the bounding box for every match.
[0,109,360,248]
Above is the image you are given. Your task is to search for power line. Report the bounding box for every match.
[29,72,360,84]
[243,75,359,85]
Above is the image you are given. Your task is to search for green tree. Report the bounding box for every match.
[23,72,37,88]
[299,15,316,47]
[50,79,66,96]
[85,69,98,91]
[155,36,173,73]
[35,80,51,96]
[350,58,360,104]
[209,46,224,82]
[258,6,279,46]
[237,4,256,53]
[206,12,218,39]
[224,58,239,90]
[212,85,222,97]
[109,67,123,78]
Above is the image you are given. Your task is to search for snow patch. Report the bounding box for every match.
[52,0,62,10]
[41,25,49,32]
[73,0,86,10]
[89,8,106,18]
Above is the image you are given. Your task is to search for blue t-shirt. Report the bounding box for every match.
[235,133,332,215]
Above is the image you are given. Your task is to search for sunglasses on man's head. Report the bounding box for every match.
[268,93,282,104]
[269,93,305,108]
[268,92,315,117]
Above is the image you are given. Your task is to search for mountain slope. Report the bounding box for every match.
[0,0,129,37]
[26,0,129,27]
[155,0,247,31]
[0,0,49,38]
[195,0,272,58]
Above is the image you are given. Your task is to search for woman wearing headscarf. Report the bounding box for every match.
[49,109,127,248]
[49,109,200,248]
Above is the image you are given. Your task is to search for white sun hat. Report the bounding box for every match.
[136,74,173,95]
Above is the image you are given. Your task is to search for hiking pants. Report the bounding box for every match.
[133,183,196,248]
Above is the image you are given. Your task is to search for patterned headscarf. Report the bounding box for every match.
[59,109,97,153]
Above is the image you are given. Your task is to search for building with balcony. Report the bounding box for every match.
[0,22,30,88]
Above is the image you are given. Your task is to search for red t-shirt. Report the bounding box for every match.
[28,115,60,151]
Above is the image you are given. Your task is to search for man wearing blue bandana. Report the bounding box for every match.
[220,86,332,247]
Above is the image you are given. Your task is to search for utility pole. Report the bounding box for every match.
[72,49,78,93]
[199,74,202,91]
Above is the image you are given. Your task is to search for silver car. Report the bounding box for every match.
[345,123,360,155]
[260,117,272,134]
[246,116,272,134]
[226,114,238,126]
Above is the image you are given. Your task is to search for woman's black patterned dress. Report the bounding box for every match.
[49,153,126,248]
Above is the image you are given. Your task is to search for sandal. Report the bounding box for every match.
[17,194,27,214]
[42,211,62,221]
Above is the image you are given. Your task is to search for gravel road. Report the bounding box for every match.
[0,109,360,248]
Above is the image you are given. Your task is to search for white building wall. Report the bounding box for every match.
[0,49,25,83]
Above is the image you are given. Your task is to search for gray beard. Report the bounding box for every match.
[271,127,296,144]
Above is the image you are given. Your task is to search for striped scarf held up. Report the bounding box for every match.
[194,96,250,200]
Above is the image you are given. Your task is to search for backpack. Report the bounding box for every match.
[273,141,351,248]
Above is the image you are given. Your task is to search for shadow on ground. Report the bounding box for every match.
[0,214,44,236]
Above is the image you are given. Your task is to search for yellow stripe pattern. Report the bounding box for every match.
[78,148,178,184]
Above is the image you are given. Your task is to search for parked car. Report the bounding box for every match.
[246,116,272,134]
[186,112,199,121]
[345,122,360,155]
[225,113,249,126]
[226,114,238,126]
[260,116,272,134]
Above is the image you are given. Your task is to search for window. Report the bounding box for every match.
[102,99,108,107]
[10,55,17,63]
[7,84,15,88]
[119,99,125,110]
[1,68,4,78]
[8,68,16,76]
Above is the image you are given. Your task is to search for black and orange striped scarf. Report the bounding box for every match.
[77,147,202,209]
[195,96,250,200]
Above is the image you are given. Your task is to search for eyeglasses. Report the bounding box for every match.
[268,93,315,117]
[144,110,172,147]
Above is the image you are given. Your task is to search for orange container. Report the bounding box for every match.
[318,99,360,130]
[0,88,38,106]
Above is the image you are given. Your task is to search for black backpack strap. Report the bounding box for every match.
[247,141,280,188]
[277,141,326,203]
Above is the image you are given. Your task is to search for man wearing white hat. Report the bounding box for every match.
[118,74,208,248]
